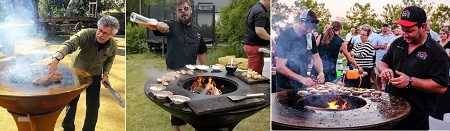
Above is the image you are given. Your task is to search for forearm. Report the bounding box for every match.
[255,27,270,41]
[197,53,207,65]
[276,58,304,82]
[140,21,169,33]
[103,55,116,75]
[411,77,447,94]
[341,44,358,67]
[377,61,390,71]
[312,54,323,73]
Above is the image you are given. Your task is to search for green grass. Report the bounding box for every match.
[126,49,269,131]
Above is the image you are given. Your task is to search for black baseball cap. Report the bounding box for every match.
[395,6,427,27]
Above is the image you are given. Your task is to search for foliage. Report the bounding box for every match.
[126,23,148,54]
[100,0,125,12]
[429,4,450,31]
[216,0,258,58]
[126,0,175,15]
[299,0,331,33]
[346,3,381,30]
[381,4,403,26]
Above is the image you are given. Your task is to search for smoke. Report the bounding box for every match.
[273,0,318,78]
[0,0,52,87]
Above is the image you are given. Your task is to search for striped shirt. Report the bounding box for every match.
[351,42,375,68]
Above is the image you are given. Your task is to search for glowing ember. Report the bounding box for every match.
[191,76,223,95]
[327,101,339,109]
[326,98,349,110]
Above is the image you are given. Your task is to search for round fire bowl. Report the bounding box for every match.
[272,89,410,130]
[146,72,269,131]
[0,66,92,115]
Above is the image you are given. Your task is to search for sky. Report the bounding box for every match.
[315,0,450,19]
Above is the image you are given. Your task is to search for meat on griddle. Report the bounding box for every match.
[32,71,63,86]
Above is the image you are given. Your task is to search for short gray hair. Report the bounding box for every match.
[97,15,120,33]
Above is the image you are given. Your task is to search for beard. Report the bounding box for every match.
[178,15,192,25]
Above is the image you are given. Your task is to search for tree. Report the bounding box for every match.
[381,4,403,26]
[298,0,331,33]
[430,4,450,31]
[216,0,258,57]
[402,0,433,15]
[346,3,381,29]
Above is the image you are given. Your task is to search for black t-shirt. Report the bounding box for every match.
[244,2,269,46]
[275,27,318,90]
[382,36,449,119]
[443,41,450,72]
[154,20,207,70]
[316,34,343,81]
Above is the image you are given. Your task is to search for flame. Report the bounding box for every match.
[326,98,349,110]
[191,76,222,95]
[327,100,339,109]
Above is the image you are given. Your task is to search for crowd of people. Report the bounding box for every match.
[274,6,449,130]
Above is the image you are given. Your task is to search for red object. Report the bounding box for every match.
[396,19,416,27]
[244,44,264,74]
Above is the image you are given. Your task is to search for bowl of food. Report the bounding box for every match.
[186,64,196,70]
[196,65,209,71]
[225,64,237,75]
[211,64,224,71]
[154,91,173,99]
[169,95,191,105]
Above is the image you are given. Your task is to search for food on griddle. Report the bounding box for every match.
[241,69,264,80]
[361,92,371,97]
[298,90,309,97]
[180,70,187,75]
[169,95,191,104]
[32,71,63,86]
[154,91,173,99]
[196,65,209,70]
[371,91,382,97]
[186,70,194,75]
[185,64,196,70]
[162,81,169,86]
[211,64,224,70]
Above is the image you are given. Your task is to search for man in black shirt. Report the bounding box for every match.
[275,10,325,91]
[244,0,270,74]
[139,0,207,130]
[141,0,207,70]
[378,6,448,129]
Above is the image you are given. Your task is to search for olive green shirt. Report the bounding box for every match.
[57,28,116,76]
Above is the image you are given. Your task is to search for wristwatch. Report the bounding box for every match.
[52,51,64,61]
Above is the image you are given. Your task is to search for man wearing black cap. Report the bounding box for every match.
[275,10,325,91]
[377,6,448,129]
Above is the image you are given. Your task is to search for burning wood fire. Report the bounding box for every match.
[191,76,223,95]
[326,97,349,110]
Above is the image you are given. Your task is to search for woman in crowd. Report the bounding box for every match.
[350,25,375,88]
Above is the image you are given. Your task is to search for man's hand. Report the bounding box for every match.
[316,72,325,84]
[48,58,59,75]
[380,68,394,81]
[390,71,410,88]
[156,22,169,33]
[299,77,316,87]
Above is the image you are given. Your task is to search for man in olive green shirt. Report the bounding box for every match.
[48,15,119,131]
